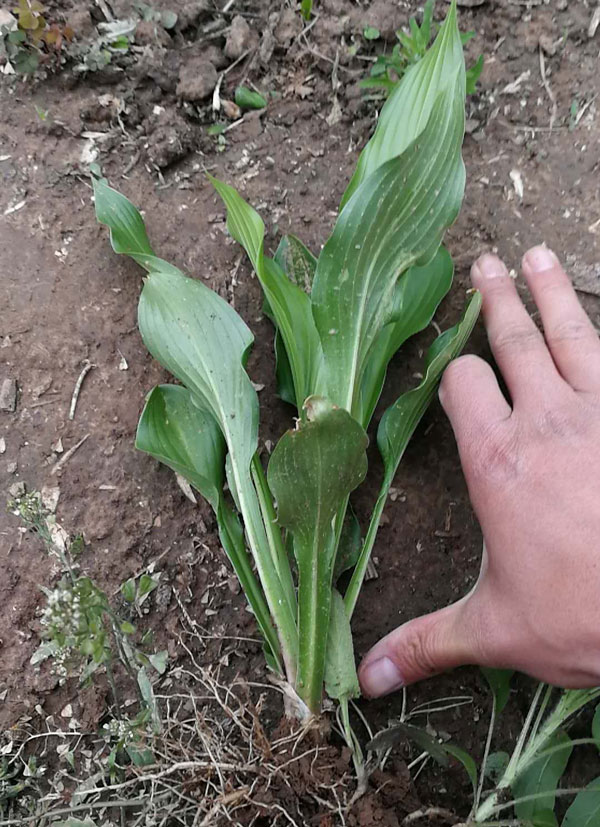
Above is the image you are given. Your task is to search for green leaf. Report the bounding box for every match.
[324,589,360,701]
[235,85,267,110]
[30,640,59,666]
[367,722,477,792]
[120,621,136,635]
[562,777,600,827]
[357,245,454,427]
[270,234,317,405]
[160,9,177,29]
[138,573,159,599]
[485,751,510,783]
[136,384,225,510]
[311,59,466,415]
[532,811,559,827]
[137,667,161,733]
[300,0,313,21]
[13,49,39,73]
[93,178,154,265]
[133,253,297,666]
[333,505,362,582]
[8,30,27,44]
[592,704,600,750]
[268,398,368,712]
[359,77,397,93]
[378,292,481,484]
[421,0,435,45]
[363,26,380,40]
[466,54,484,95]
[134,383,280,666]
[273,234,316,293]
[513,731,572,823]
[126,743,155,766]
[207,122,227,135]
[138,270,258,472]
[444,743,478,796]
[482,667,514,715]
[210,176,323,412]
[149,650,168,675]
[341,1,463,208]
[120,578,136,603]
[344,293,481,617]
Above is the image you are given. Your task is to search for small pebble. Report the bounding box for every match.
[0,378,17,412]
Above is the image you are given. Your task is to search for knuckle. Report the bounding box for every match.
[399,624,441,679]
[493,324,542,356]
[469,420,519,481]
[534,406,582,439]
[441,354,482,392]
[545,318,596,346]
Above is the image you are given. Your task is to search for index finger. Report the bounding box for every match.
[470,253,569,408]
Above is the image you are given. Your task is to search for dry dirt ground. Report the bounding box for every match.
[1,0,600,824]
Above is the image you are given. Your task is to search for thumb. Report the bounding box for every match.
[358,598,479,697]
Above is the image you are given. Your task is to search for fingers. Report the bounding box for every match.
[521,246,600,393]
[439,354,511,450]
[358,599,478,695]
[470,254,567,407]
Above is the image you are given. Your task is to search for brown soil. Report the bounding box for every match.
[1,0,599,823]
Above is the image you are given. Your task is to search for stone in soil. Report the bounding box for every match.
[145,108,195,168]
[274,8,302,47]
[67,8,95,40]
[0,378,17,412]
[176,57,218,101]
[224,14,256,59]
[134,19,172,48]
[358,0,404,41]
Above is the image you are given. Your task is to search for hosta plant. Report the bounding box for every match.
[94,1,480,727]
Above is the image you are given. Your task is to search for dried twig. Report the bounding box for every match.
[402,806,457,825]
[69,360,95,420]
[95,0,113,21]
[539,48,557,131]
[573,94,598,128]
[50,433,90,475]
[589,5,600,38]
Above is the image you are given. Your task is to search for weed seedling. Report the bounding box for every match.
[0,1,73,74]
[94,1,481,773]
[361,0,483,96]
[9,489,166,761]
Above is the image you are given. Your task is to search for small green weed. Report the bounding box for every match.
[0,1,73,74]
[8,489,166,769]
[370,670,600,825]
[361,0,483,96]
[299,0,313,22]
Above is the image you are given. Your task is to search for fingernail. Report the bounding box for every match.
[472,254,508,282]
[360,656,403,698]
[523,244,558,273]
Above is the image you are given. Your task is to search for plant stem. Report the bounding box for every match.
[105,660,122,718]
[217,499,283,673]
[251,454,297,620]
[294,533,335,714]
[234,464,299,685]
[344,478,389,618]
[526,683,552,749]
[474,686,600,822]
[473,695,497,816]
[475,682,544,822]
[339,697,368,797]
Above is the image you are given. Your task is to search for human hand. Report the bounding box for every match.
[359,245,600,697]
